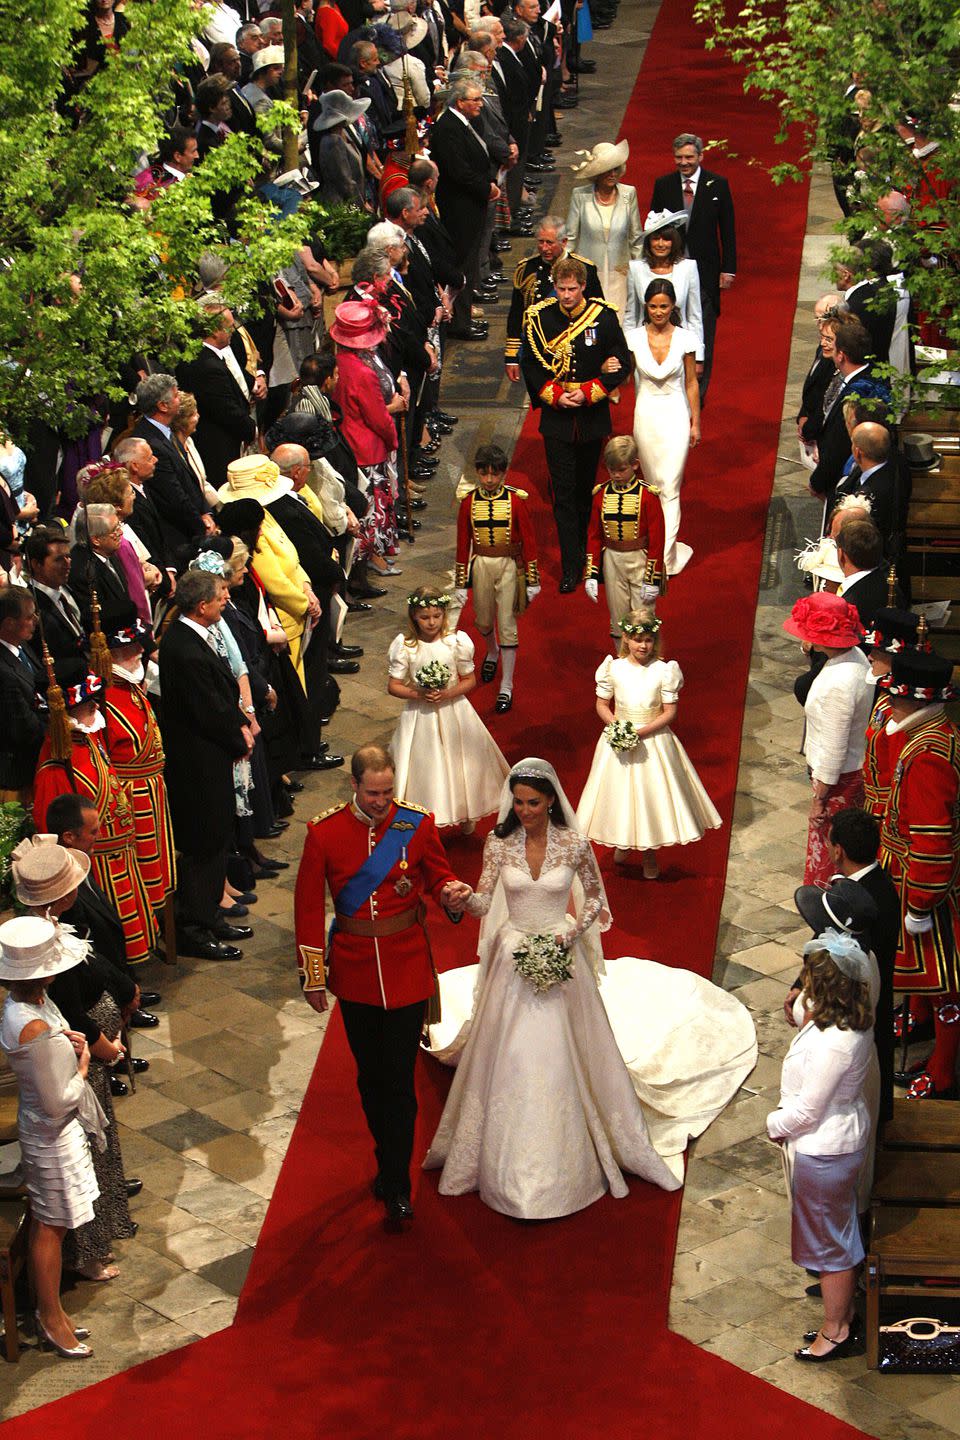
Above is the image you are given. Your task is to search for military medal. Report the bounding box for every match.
[395,845,413,896]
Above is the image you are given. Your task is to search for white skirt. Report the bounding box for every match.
[576,727,721,850]
[391,694,509,828]
[20,1116,100,1229]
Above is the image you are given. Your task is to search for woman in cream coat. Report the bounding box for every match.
[768,929,878,1364]
[566,140,643,318]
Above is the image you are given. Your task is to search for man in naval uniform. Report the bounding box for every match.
[295,743,469,1229]
[504,216,603,382]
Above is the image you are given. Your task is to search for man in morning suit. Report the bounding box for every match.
[520,256,631,593]
[22,527,88,686]
[829,422,901,553]
[505,216,603,382]
[809,317,890,503]
[835,518,895,627]
[0,588,47,802]
[429,77,501,340]
[650,132,736,399]
[295,744,468,1231]
[176,301,257,491]
[133,374,213,560]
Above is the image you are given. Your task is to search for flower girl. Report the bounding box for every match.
[575,607,721,876]
[387,588,509,829]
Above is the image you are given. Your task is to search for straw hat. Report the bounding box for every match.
[329,299,389,350]
[216,456,293,508]
[782,592,864,649]
[0,916,83,983]
[11,836,90,908]
[571,140,629,183]
[391,9,428,49]
[311,89,372,133]
[252,44,285,74]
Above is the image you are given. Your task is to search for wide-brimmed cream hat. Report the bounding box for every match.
[0,915,83,983]
[641,208,688,238]
[217,455,294,508]
[571,140,629,183]
[391,10,428,49]
[11,836,90,908]
[252,44,285,74]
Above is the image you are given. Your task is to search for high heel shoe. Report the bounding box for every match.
[803,1315,861,1345]
[35,1313,93,1359]
[794,1324,858,1363]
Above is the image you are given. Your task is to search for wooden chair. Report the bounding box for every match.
[0,1199,30,1362]
[882,1098,960,1152]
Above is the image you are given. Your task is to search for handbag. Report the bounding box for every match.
[877,1317,960,1373]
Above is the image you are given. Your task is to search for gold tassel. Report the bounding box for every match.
[887,564,898,607]
[402,70,418,157]
[424,962,442,1029]
[87,581,112,688]
[917,613,930,650]
[42,642,72,761]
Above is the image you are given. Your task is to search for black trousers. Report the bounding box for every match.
[339,997,427,1202]
[699,291,718,402]
[542,433,604,577]
[177,845,226,935]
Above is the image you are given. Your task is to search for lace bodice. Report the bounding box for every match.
[466,824,605,939]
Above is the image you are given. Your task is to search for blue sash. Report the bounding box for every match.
[335,805,426,917]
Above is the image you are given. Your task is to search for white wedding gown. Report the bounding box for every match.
[423,825,757,1218]
[627,324,697,575]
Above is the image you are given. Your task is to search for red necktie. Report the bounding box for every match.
[683,180,694,212]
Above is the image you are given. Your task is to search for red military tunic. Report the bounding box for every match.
[879,708,960,994]
[454,484,540,589]
[105,677,177,909]
[294,798,457,1008]
[34,730,157,965]
[583,476,665,586]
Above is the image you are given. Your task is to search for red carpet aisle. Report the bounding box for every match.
[3,5,874,1437]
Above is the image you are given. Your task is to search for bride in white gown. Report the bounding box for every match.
[423,759,756,1219]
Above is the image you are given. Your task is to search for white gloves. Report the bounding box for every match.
[639,584,660,603]
[904,911,933,936]
[526,584,541,601]
[584,579,598,603]
[453,588,468,608]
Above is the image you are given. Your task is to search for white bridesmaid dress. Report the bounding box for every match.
[388,631,509,827]
[627,324,697,575]
[623,258,704,353]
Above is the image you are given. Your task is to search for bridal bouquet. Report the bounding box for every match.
[414,659,451,691]
[513,932,574,994]
[603,719,641,753]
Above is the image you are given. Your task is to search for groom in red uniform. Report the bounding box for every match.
[295,743,469,1229]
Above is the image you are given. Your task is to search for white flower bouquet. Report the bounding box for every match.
[603,719,641,753]
[513,932,574,994]
[414,659,451,691]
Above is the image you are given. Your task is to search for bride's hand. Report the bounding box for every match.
[600,356,621,374]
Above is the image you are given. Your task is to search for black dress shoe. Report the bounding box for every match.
[179,937,243,961]
[332,643,364,659]
[264,823,287,838]
[480,655,499,683]
[408,498,428,511]
[346,598,373,613]
[555,93,579,107]
[411,452,438,469]
[129,1010,159,1028]
[300,752,345,771]
[559,573,579,594]
[110,1075,129,1097]
[495,691,513,713]
[432,410,458,426]
[493,237,512,252]
[410,464,434,480]
[569,57,596,72]
[395,517,422,533]
[545,133,563,146]
[214,922,253,941]
[418,438,441,455]
[138,990,161,1007]
[283,778,305,793]
[329,658,360,675]
[128,1057,149,1074]
[125,1178,144,1198]
[383,1195,414,1233]
[349,583,388,600]
[508,225,534,238]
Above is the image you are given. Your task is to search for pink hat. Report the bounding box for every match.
[783,592,864,649]
[329,299,388,350]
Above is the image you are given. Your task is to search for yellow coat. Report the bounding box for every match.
[254,511,310,681]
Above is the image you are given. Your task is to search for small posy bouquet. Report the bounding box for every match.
[603,719,641,753]
[414,659,451,691]
[513,932,574,994]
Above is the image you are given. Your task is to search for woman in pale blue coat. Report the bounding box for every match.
[566,140,643,318]
[624,210,704,369]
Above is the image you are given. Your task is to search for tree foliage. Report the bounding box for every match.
[0,0,310,439]
[694,0,960,350]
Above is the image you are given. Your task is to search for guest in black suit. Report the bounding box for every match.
[650,132,736,398]
[809,317,889,502]
[112,436,175,581]
[829,422,901,552]
[22,526,88,685]
[177,303,257,492]
[133,374,212,561]
[430,78,501,339]
[207,42,259,137]
[0,588,47,800]
[797,293,844,445]
[836,243,897,366]
[158,569,251,962]
[835,517,893,625]
[497,20,535,224]
[67,506,132,628]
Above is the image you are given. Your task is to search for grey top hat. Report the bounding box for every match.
[312,90,372,133]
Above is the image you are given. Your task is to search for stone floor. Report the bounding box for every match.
[4,8,959,1435]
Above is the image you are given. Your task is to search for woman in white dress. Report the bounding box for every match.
[576,608,721,877]
[0,916,107,1360]
[622,279,701,576]
[624,210,704,367]
[387,588,509,830]
[565,140,643,317]
[424,760,756,1218]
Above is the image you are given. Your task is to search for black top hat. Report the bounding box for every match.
[878,647,956,702]
[863,608,921,655]
[794,877,878,939]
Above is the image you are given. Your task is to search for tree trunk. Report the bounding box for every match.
[280,0,300,176]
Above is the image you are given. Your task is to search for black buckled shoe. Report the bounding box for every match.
[495,691,513,713]
[480,655,499,683]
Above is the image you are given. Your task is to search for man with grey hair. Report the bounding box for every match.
[67,504,130,626]
[504,215,602,380]
[429,77,500,340]
[132,375,213,553]
[176,303,257,489]
[235,20,264,84]
[113,436,175,581]
[452,50,517,296]
[650,132,736,398]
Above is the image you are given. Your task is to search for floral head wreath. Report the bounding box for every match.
[620,615,661,637]
[190,550,229,577]
[802,927,872,984]
[407,590,451,609]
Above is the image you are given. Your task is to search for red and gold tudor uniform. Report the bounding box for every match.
[105,673,176,910]
[294,797,457,1008]
[455,483,539,649]
[584,471,665,638]
[861,610,921,820]
[34,679,157,966]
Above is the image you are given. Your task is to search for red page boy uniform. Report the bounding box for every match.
[584,455,665,643]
